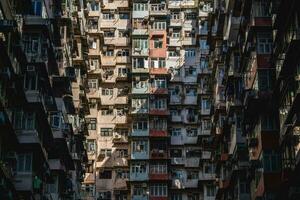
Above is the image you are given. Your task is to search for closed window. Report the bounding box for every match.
[133,121,148,130]
[132,140,148,152]
[88,79,98,89]
[150,184,167,197]
[131,162,147,173]
[153,38,163,48]
[257,33,272,54]
[102,88,113,96]
[171,128,181,136]
[87,118,97,130]
[100,128,113,136]
[102,13,114,20]
[185,49,196,57]
[17,153,32,172]
[133,3,148,11]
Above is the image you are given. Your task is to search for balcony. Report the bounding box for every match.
[133,28,148,35]
[149,87,168,95]
[199,172,215,180]
[132,86,149,95]
[115,115,128,124]
[101,0,129,9]
[168,0,196,8]
[130,172,148,181]
[183,95,197,105]
[166,56,182,68]
[185,179,199,188]
[149,48,167,58]
[149,130,168,137]
[183,114,198,124]
[23,15,49,28]
[170,95,182,105]
[132,67,149,74]
[185,158,200,167]
[131,151,149,160]
[149,108,169,116]
[132,195,149,200]
[116,56,130,64]
[131,128,149,137]
[182,37,196,46]
[104,37,130,46]
[112,133,128,144]
[171,157,184,165]
[132,10,149,19]
[99,19,116,28]
[14,172,33,191]
[149,172,169,181]
[150,149,168,159]
[101,56,116,66]
[169,38,181,47]
[170,19,182,27]
[150,4,167,16]
[149,68,168,75]
[132,48,149,56]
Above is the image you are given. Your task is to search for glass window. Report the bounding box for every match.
[100,128,113,136]
[17,153,32,172]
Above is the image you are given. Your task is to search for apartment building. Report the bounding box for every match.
[210,0,300,200]
[0,0,89,199]
[83,0,217,200]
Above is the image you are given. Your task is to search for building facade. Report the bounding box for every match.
[0,0,89,199]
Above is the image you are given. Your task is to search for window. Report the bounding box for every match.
[116,170,129,179]
[240,182,250,194]
[90,59,99,70]
[187,194,199,200]
[170,149,182,157]
[200,39,209,50]
[151,58,165,68]
[150,184,167,197]
[153,79,166,88]
[185,67,197,76]
[100,128,113,136]
[172,32,180,38]
[206,185,216,197]
[104,50,114,56]
[133,121,148,130]
[171,194,182,200]
[17,153,32,172]
[261,115,276,131]
[50,114,61,128]
[186,149,201,157]
[102,13,114,20]
[257,33,272,54]
[204,164,214,174]
[171,128,181,136]
[133,58,148,68]
[87,118,97,130]
[257,69,274,91]
[201,98,211,110]
[169,51,180,57]
[98,191,111,200]
[131,162,147,173]
[152,21,166,30]
[200,58,208,70]
[150,118,167,130]
[103,31,115,37]
[117,49,129,57]
[202,120,211,130]
[87,18,98,30]
[132,98,148,109]
[89,2,99,11]
[100,149,112,157]
[119,12,129,19]
[153,38,163,48]
[186,128,197,137]
[186,88,197,96]
[185,49,196,57]
[102,88,113,96]
[88,37,97,49]
[88,79,98,89]
[253,1,270,17]
[87,140,96,152]
[152,99,167,109]
[263,150,281,172]
[187,171,199,179]
[24,73,38,90]
[101,108,114,116]
[150,163,167,174]
[13,111,35,130]
[116,149,128,158]
[133,39,148,50]
[32,0,42,16]
[133,3,148,11]
[133,80,148,89]
[132,140,148,152]
[171,12,180,20]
